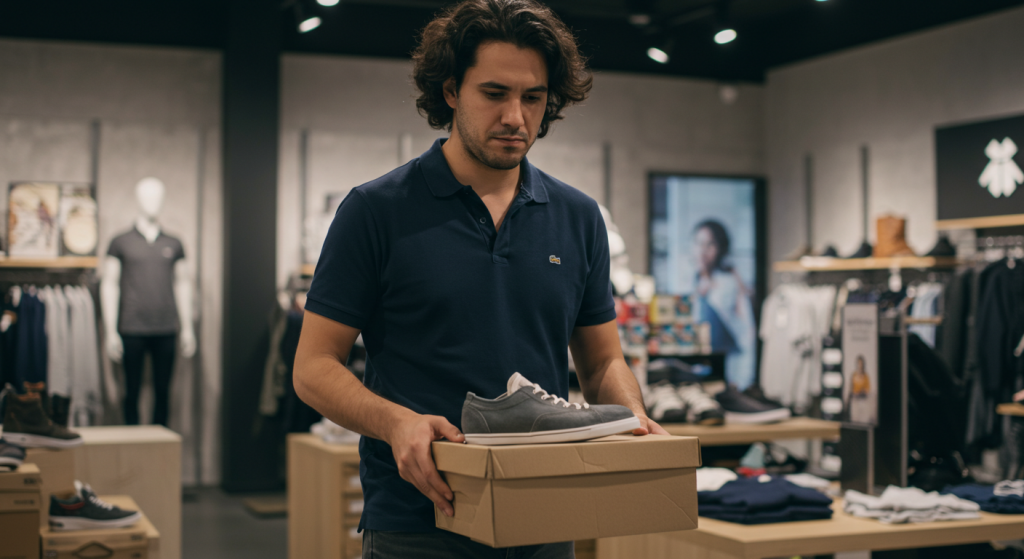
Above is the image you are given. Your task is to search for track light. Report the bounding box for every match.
[714,28,737,44]
[294,2,321,33]
[647,47,669,64]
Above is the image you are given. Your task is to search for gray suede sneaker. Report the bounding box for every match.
[462,373,641,445]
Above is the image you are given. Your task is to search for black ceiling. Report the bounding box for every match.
[1,0,1022,82]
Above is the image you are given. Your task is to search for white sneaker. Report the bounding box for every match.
[676,383,725,425]
[645,381,688,423]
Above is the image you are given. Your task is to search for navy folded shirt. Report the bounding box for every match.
[942,483,1024,514]
[698,476,833,525]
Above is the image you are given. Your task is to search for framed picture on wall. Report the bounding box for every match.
[7,182,61,258]
[58,183,98,256]
[648,173,767,390]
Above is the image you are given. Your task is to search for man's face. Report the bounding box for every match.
[446,41,548,171]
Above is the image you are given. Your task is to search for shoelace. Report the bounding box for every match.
[86,492,117,511]
[532,385,589,410]
[677,384,716,412]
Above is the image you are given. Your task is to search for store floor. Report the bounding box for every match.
[182,488,288,559]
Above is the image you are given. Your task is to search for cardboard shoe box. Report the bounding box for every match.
[40,495,154,559]
[432,434,701,547]
[0,464,43,559]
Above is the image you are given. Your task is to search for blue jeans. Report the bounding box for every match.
[362,530,575,559]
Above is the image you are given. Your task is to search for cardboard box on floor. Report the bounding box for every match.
[25,446,77,527]
[0,464,43,559]
[41,495,156,559]
[433,434,701,548]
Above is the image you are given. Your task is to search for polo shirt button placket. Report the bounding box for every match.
[479,217,486,224]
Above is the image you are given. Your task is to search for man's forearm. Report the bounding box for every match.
[294,355,413,444]
[579,357,646,417]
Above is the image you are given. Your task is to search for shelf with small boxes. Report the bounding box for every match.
[616,293,721,385]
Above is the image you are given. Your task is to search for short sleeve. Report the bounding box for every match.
[574,207,616,327]
[305,189,382,330]
[107,236,123,261]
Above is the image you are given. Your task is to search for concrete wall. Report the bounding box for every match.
[0,38,222,485]
[279,54,765,285]
[765,6,1024,266]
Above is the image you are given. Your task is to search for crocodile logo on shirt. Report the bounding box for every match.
[549,255,561,265]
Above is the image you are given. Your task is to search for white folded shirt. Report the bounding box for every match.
[843,486,980,524]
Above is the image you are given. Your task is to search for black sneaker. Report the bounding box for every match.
[846,241,873,259]
[742,385,786,409]
[1,386,82,449]
[0,439,25,470]
[715,386,791,424]
[925,236,956,257]
[49,481,142,531]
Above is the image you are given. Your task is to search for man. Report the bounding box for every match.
[294,1,667,557]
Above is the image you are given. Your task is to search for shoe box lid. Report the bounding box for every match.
[0,463,42,493]
[432,434,701,480]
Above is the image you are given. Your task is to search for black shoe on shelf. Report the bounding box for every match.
[819,245,839,258]
[0,440,26,470]
[714,385,792,425]
[49,481,142,531]
[925,236,957,257]
[846,241,874,259]
[742,385,786,409]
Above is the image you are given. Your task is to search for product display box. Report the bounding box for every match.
[0,463,43,559]
[25,446,77,527]
[40,495,156,559]
[433,434,701,547]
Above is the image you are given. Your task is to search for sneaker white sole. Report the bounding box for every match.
[0,457,23,468]
[2,432,84,449]
[464,416,642,446]
[50,511,142,531]
[724,408,792,425]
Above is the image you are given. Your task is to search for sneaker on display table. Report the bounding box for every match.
[0,439,26,469]
[462,373,641,445]
[677,383,725,426]
[49,481,142,531]
[1,386,83,449]
[715,385,791,425]
[645,380,688,423]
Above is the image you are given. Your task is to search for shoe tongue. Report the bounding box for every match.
[506,372,535,395]
[74,480,85,499]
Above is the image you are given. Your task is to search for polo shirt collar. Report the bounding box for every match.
[420,138,549,204]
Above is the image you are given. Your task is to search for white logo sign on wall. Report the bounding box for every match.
[979,137,1024,198]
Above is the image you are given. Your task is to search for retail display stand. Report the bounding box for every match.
[39,494,160,559]
[596,500,1024,559]
[74,425,182,559]
[287,434,363,559]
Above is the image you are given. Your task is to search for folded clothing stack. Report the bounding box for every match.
[698,475,833,524]
[942,480,1024,514]
[844,486,981,524]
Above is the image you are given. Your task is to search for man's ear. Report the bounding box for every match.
[443,77,458,110]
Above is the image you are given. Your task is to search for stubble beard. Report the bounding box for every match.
[454,105,532,171]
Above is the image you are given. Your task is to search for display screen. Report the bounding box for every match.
[649,175,761,390]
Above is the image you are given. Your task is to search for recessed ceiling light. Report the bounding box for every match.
[299,15,322,33]
[317,0,340,5]
[714,28,737,44]
[647,47,669,64]
[629,13,652,26]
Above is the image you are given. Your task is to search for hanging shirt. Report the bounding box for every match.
[106,228,184,335]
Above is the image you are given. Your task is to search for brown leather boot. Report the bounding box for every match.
[2,389,82,449]
[873,215,915,257]
[22,381,70,428]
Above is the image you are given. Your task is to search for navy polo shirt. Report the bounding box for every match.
[305,138,616,533]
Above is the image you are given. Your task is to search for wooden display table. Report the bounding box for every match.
[596,501,1024,559]
[74,426,181,559]
[288,434,363,559]
[997,402,1024,416]
[662,417,840,446]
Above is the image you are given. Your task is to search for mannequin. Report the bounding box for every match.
[100,177,196,426]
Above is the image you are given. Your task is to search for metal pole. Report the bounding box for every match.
[192,127,206,486]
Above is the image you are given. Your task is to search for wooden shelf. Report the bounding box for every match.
[996,402,1024,417]
[598,500,1024,559]
[937,213,1024,230]
[773,256,959,273]
[0,256,98,268]
[661,417,840,446]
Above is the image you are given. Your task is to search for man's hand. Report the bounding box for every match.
[632,413,670,436]
[388,414,465,517]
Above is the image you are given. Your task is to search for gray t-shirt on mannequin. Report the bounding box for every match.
[107,229,184,335]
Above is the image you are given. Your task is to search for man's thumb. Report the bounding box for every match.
[433,418,465,442]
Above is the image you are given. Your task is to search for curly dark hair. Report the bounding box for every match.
[411,0,592,138]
